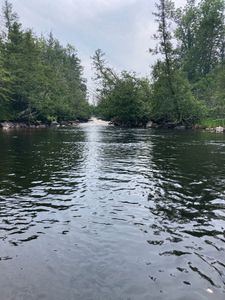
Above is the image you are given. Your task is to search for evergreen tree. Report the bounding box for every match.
[175,0,225,81]
[151,0,203,125]
[0,1,90,123]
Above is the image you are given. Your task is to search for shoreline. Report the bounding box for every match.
[0,120,81,130]
[1,120,225,133]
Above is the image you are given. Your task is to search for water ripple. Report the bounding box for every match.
[0,127,225,299]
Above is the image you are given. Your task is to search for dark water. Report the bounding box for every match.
[0,125,225,300]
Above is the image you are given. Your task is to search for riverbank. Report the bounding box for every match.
[0,120,81,130]
[146,121,225,133]
[1,119,225,133]
[0,118,110,130]
[79,117,109,127]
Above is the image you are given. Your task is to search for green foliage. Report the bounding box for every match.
[193,64,225,118]
[1,0,224,127]
[175,0,225,82]
[0,39,12,119]
[152,64,204,124]
[150,0,225,125]
[200,118,225,128]
[93,0,225,127]
[93,50,152,126]
[0,1,90,122]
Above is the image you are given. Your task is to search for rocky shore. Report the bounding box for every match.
[146,121,225,133]
[0,120,80,130]
[1,120,224,133]
[204,126,225,133]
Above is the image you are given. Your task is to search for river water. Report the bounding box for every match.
[0,124,225,300]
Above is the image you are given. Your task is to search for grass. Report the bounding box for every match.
[199,118,225,128]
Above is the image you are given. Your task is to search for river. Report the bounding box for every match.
[0,124,225,300]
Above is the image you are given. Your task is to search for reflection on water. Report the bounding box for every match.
[0,127,225,300]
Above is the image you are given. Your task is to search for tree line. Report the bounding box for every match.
[93,0,225,127]
[0,1,90,123]
[0,0,224,128]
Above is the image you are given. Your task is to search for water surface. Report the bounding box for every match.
[0,125,225,300]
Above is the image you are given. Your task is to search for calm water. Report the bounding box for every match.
[0,125,225,300]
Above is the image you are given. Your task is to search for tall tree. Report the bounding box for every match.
[152,0,181,122]
[0,37,11,120]
[92,49,151,126]
[0,1,90,122]
[150,0,204,125]
[2,0,18,34]
[175,0,225,81]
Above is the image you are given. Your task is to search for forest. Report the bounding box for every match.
[0,0,225,128]
[0,1,90,124]
[94,0,225,128]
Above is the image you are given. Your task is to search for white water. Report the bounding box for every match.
[79,117,110,127]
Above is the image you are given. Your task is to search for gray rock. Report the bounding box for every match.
[206,128,215,132]
[146,121,153,128]
[0,122,14,129]
[175,125,186,130]
[51,121,60,128]
[215,126,224,133]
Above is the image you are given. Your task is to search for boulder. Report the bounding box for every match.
[51,121,60,128]
[215,126,224,133]
[0,122,14,130]
[175,125,186,130]
[206,128,215,132]
[146,121,153,128]
[36,124,47,129]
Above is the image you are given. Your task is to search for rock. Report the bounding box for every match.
[0,122,15,130]
[60,120,79,127]
[175,125,186,130]
[146,121,153,128]
[215,126,224,133]
[146,121,159,128]
[50,121,60,128]
[60,121,70,127]
[71,121,79,127]
[152,123,159,129]
[36,124,47,129]
[206,127,215,132]
[16,123,28,128]
[111,117,120,126]
[0,121,49,129]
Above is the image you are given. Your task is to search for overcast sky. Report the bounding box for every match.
[1,0,186,98]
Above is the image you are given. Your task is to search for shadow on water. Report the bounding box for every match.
[0,127,225,300]
[0,129,86,246]
[144,131,225,293]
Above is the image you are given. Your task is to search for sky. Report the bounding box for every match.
[1,0,186,99]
